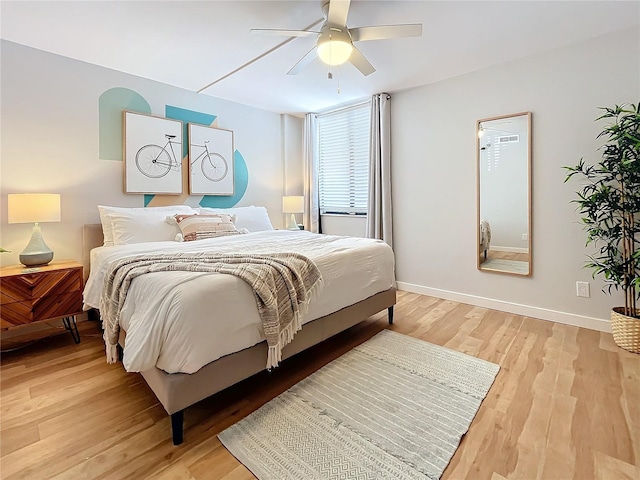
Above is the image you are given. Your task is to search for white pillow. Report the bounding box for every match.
[98,205,196,246]
[197,206,274,232]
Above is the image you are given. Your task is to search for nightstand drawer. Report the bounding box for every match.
[0,291,83,328]
[0,301,32,328]
[34,291,83,322]
[1,268,82,305]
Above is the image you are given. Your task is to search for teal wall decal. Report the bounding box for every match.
[98,87,151,161]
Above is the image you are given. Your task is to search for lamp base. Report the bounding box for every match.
[20,252,54,267]
[285,213,299,230]
[20,222,54,267]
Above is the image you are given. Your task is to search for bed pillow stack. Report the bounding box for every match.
[97,204,274,246]
[98,205,197,246]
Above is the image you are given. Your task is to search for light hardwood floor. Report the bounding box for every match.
[1,291,639,479]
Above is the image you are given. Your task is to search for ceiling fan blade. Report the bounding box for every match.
[250,28,318,37]
[287,47,319,75]
[327,0,351,26]
[349,24,423,42]
[349,45,375,76]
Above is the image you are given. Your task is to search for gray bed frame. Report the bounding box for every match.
[83,224,396,445]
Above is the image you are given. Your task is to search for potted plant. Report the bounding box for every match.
[564,103,640,353]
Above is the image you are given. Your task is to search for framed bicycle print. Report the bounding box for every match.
[123,111,183,194]
[188,123,234,195]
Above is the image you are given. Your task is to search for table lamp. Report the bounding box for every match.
[8,193,61,267]
[282,195,304,230]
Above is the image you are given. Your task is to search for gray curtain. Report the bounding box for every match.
[366,93,392,247]
[303,113,320,233]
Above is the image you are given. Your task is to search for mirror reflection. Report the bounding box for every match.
[477,112,532,276]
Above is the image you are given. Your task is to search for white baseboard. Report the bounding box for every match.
[396,281,611,333]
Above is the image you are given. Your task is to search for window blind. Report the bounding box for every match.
[317,102,371,215]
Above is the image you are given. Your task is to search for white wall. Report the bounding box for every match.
[392,27,640,330]
[321,214,367,237]
[282,114,304,227]
[0,41,296,267]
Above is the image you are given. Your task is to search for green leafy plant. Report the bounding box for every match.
[564,103,640,318]
[0,248,10,253]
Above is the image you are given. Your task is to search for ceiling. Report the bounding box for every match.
[1,1,638,115]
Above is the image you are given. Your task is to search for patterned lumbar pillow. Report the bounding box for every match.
[169,214,243,242]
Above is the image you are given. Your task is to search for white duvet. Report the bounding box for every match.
[84,230,395,374]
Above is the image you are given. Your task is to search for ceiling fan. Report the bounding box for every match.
[250,0,423,77]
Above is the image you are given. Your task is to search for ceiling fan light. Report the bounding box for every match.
[317,39,353,66]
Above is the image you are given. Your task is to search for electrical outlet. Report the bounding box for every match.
[522,233,528,241]
[576,281,590,298]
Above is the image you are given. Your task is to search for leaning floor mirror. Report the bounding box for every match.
[477,112,532,276]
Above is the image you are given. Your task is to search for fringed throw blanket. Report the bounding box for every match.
[100,252,323,370]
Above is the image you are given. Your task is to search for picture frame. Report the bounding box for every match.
[188,123,234,195]
[123,111,183,194]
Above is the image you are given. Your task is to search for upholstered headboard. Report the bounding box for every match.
[82,224,104,280]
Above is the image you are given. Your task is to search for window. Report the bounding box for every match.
[317,102,371,215]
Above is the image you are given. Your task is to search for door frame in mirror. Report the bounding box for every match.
[476,111,532,276]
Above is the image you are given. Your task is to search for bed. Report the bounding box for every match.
[82,211,396,445]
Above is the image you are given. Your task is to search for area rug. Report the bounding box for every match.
[218,330,500,480]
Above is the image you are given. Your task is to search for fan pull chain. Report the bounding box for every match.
[326,66,340,94]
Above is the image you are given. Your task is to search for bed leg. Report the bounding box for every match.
[171,410,184,445]
[116,344,124,362]
[388,306,394,325]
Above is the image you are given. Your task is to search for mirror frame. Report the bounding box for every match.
[476,111,532,276]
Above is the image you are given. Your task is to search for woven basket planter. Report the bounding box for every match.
[611,308,640,354]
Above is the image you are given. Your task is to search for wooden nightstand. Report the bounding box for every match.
[0,260,84,343]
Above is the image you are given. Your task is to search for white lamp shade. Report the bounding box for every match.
[282,196,304,214]
[8,193,61,224]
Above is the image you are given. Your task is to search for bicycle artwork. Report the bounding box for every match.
[135,134,181,179]
[123,111,183,194]
[188,123,234,195]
